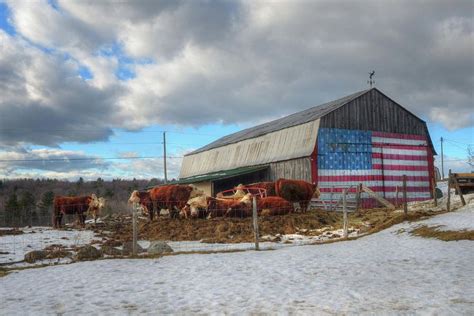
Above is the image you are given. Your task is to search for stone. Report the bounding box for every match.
[101,245,122,256]
[147,241,173,254]
[122,241,145,255]
[75,245,102,261]
[24,250,47,263]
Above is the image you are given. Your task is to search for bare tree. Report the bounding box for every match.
[468,145,474,169]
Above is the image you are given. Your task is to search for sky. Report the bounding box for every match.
[0,0,472,181]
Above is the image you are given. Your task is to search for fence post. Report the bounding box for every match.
[343,188,348,238]
[132,203,138,256]
[329,186,334,211]
[355,183,362,211]
[403,175,408,217]
[447,170,451,212]
[252,196,259,251]
[432,178,438,207]
[395,186,399,207]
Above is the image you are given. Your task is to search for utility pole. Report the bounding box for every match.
[163,131,168,183]
[440,137,444,179]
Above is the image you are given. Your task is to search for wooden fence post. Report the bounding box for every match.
[452,174,466,206]
[343,188,348,239]
[432,178,438,207]
[403,175,408,217]
[447,170,451,212]
[395,186,399,207]
[329,186,334,211]
[355,183,362,211]
[132,203,138,256]
[252,196,260,251]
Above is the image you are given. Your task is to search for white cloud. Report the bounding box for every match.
[1,0,473,179]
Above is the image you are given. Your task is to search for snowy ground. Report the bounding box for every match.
[1,210,473,315]
[0,227,100,264]
[414,196,474,231]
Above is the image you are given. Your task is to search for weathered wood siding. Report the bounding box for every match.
[321,89,429,137]
[180,119,320,178]
[269,158,312,182]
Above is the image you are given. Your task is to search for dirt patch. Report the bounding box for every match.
[109,210,342,243]
[410,225,474,241]
[0,229,24,237]
[105,207,449,245]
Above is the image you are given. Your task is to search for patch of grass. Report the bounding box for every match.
[411,225,474,241]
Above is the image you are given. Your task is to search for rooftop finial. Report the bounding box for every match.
[368,70,375,88]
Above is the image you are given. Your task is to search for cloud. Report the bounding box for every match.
[0,147,110,175]
[0,31,122,146]
[0,0,472,180]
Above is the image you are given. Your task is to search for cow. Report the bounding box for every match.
[88,197,106,223]
[148,184,204,219]
[216,184,247,199]
[257,196,293,216]
[223,193,254,218]
[248,181,277,196]
[53,194,103,228]
[128,190,154,219]
[275,179,318,211]
[180,195,209,219]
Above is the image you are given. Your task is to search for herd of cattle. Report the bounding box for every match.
[52,179,318,227]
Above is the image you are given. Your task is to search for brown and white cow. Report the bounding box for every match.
[257,196,293,216]
[148,184,204,219]
[53,194,104,228]
[275,179,318,211]
[128,190,154,219]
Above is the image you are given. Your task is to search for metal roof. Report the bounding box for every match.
[173,165,269,184]
[188,88,370,155]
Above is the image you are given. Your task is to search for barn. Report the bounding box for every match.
[179,88,436,205]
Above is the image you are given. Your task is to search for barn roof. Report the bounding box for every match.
[189,88,370,155]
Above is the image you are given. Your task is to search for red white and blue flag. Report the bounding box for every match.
[317,128,432,204]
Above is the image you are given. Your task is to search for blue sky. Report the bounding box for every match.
[0,1,472,180]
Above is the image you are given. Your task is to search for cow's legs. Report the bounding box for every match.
[56,213,63,228]
[151,201,157,221]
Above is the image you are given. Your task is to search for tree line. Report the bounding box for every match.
[0,177,166,227]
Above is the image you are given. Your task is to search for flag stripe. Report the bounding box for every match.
[317,128,432,205]
[372,131,427,140]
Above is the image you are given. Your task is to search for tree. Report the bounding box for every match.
[39,191,55,218]
[19,191,36,226]
[468,145,474,170]
[5,192,19,226]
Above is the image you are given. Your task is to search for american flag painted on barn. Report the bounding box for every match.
[317,128,432,205]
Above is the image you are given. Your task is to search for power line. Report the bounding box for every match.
[0,127,222,137]
[0,156,183,162]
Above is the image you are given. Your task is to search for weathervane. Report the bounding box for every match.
[367,70,375,87]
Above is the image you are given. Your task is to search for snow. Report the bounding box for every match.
[1,213,473,315]
[417,198,474,231]
[0,227,100,264]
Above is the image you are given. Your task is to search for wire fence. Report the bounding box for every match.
[1,184,444,268]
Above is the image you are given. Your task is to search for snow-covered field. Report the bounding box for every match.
[0,227,100,264]
[1,209,473,315]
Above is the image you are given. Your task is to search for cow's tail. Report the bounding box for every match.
[274,179,282,197]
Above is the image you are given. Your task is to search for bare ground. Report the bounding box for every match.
[104,207,449,244]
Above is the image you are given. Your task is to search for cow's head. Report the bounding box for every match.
[128,190,140,204]
[239,193,253,206]
[88,195,106,222]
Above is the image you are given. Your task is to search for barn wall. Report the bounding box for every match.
[180,119,320,178]
[320,89,429,137]
[269,157,313,182]
[191,182,212,196]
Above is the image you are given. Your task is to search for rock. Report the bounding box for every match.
[102,245,122,256]
[75,245,102,261]
[147,241,173,254]
[122,241,145,255]
[24,250,47,263]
